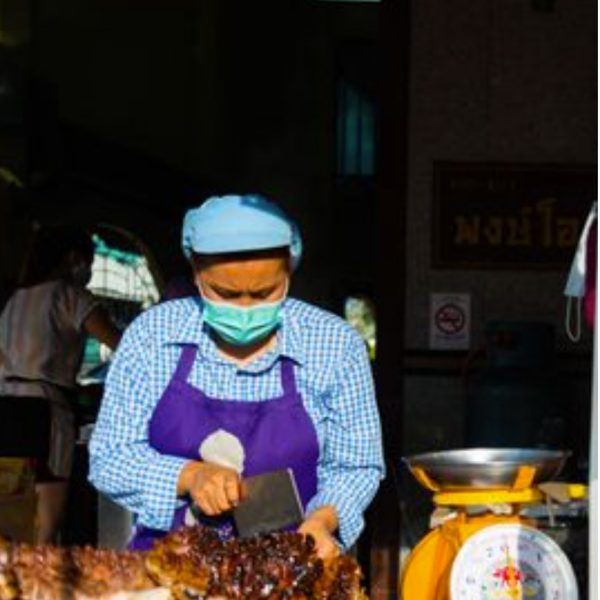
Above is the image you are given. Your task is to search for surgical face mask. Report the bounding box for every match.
[564,202,597,342]
[200,283,288,346]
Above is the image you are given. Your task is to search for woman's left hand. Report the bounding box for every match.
[298,506,340,560]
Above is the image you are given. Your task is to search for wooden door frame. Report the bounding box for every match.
[369,0,411,597]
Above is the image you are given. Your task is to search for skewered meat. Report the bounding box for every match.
[0,527,367,600]
[0,539,18,600]
[0,538,164,600]
[145,526,367,600]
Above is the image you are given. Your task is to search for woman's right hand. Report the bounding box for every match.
[177,461,242,516]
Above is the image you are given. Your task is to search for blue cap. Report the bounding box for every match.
[182,195,302,270]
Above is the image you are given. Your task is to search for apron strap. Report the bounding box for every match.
[173,344,198,382]
[280,358,298,396]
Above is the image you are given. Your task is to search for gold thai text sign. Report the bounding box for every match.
[432,162,597,269]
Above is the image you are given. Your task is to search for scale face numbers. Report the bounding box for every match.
[450,523,578,600]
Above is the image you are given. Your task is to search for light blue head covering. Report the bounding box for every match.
[182,194,303,270]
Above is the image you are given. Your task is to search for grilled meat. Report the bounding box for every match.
[0,527,367,600]
[0,539,160,600]
[146,526,366,600]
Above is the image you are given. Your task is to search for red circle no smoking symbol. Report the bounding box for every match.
[435,303,465,335]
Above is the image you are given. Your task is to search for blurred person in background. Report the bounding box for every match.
[0,225,120,543]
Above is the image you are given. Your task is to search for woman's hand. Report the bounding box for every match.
[298,506,340,560]
[177,461,242,516]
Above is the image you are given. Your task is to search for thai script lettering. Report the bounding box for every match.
[453,198,580,249]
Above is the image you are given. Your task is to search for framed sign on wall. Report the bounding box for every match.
[432,162,597,270]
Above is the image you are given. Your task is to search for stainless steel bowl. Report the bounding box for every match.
[404,448,570,491]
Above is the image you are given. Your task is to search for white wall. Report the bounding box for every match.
[405,0,596,352]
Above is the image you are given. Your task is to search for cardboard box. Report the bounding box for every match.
[0,493,37,543]
[0,458,37,543]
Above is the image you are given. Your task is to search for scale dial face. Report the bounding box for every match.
[450,523,578,600]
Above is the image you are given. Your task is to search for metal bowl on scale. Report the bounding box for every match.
[404,448,569,492]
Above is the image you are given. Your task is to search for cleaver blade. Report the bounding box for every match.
[233,468,304,539]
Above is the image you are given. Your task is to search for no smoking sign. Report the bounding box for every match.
[430,294,471,350]
[435,303,466,335]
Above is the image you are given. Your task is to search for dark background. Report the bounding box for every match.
[0,1,596,597]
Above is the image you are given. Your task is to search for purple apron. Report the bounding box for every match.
[129,344,319,550]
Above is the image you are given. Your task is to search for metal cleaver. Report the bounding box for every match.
[233,468,304,538]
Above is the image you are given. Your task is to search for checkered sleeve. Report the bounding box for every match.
[305,331,385,549]
[88,316,188,531]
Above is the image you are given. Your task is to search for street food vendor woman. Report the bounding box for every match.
[89,195,384,558]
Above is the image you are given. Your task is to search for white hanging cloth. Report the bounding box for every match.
[564,201,597,342]
[589,320,597,600]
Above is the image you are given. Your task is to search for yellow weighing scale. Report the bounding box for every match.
[399,448,584,600]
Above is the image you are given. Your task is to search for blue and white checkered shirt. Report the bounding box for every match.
[89,297,384,549]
